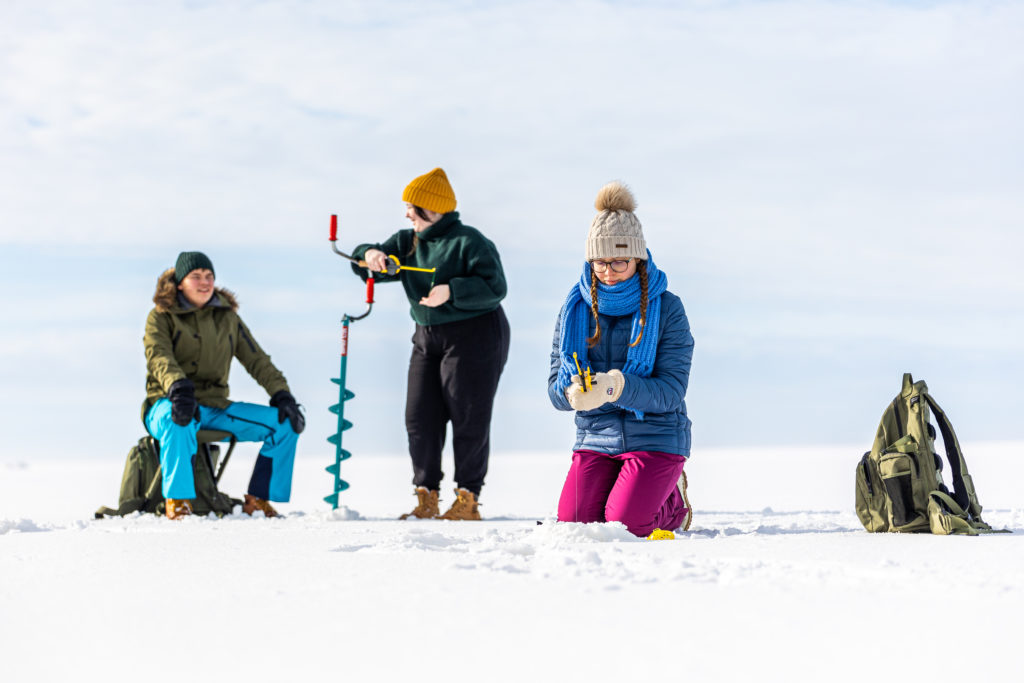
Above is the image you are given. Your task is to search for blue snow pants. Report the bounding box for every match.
[145,399,298,502]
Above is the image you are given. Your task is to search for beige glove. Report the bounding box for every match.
[566,369,625,411]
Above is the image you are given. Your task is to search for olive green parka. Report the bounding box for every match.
[141,268,290,422]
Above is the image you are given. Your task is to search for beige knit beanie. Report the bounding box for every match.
[586,181,647,261]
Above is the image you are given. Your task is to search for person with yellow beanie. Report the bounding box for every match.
[349,168,510,521]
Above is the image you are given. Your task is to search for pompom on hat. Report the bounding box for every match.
[586,181,647,261]
[175,251,215,282]
[402,167,457,214]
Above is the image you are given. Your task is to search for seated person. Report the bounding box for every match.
[142,251,305,519]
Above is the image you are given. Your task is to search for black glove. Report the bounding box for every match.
[270,390,305,434]
[168,379,198,427]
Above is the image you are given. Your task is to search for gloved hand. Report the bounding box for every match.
[565,369,625,412]
[270,390,305,433]
[168,378,198,426]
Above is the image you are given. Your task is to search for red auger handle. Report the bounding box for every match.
[329,214,338,241]
[366,273,375,304]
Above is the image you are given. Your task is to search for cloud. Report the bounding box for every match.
[2,1,1023,453]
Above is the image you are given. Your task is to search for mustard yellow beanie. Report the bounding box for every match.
[402,167,457,214]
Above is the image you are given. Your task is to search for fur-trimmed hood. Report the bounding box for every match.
[152,267,239,313]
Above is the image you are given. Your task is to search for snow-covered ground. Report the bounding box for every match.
[3,444,1023,682]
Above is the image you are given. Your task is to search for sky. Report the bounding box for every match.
[1,0,1023,460]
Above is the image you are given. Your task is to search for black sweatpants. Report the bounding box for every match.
[405,306,510,496]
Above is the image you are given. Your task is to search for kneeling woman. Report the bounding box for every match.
[548,182,694,538]
[143,251,305,519]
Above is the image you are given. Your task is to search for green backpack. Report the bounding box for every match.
[95,432,241,518]
[855,373,1004,535]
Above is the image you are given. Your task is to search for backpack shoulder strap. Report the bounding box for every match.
[922,392,983,520]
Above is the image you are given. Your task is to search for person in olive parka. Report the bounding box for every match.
[350,168,510,520]
[143,251,305,519]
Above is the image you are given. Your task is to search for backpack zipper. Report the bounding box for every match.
[860,453,874,495]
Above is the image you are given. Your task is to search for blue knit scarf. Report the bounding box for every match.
[556,251,667,418]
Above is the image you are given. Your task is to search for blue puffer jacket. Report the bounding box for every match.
[547,290,693,456]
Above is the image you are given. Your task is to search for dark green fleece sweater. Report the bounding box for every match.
[351,212,507,326]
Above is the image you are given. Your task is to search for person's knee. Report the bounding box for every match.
[156,419,198,444]
[605,506,657,538]
[265,418,299,452]
[558,510,606,524]
[557,495,605,524]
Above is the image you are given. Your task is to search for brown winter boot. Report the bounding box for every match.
[165,498,193,520]
[678,471,692,531]
[399,487,440,520]
[243,494,279,518]
[438,488,481,521]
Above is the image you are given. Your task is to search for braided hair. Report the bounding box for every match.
[630,260,649,348]
[586,269,601,347]
[585,260,649,348]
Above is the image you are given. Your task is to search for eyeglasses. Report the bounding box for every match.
[590,259,632,273]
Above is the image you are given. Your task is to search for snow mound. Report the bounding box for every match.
[328,506,363,521]
[530,519,641,545]
[1,518,50,534]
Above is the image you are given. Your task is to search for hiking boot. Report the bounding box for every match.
[399,487,439,520]
[165,498,193,520]
[677,471,692,531]
[438,488,481,521]
[243,494,279,518]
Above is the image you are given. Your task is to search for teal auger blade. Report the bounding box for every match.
[322,481,351,506]
[330,378,343,385]
[325,455,352,476]
[328,401,355,415]
[326,426,354,445]
[344,389,355,400]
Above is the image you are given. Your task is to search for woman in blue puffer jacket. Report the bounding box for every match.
[548,181,694,537]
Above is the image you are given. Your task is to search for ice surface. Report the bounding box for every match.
[2,446,1022,682]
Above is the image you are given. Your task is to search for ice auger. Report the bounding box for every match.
[324,214,375,509]
[323,214,439,508]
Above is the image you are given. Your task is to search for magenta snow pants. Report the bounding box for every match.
[557,450,688,537]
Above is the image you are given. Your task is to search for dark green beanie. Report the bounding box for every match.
[175,251,215,282]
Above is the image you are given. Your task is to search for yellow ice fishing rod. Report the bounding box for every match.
[572,352,593,392]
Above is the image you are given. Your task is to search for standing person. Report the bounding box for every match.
[143,251,305,520]
[350,167,510,520]
[548,181,694,538]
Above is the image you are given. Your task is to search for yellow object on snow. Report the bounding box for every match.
[647,528,675,541]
